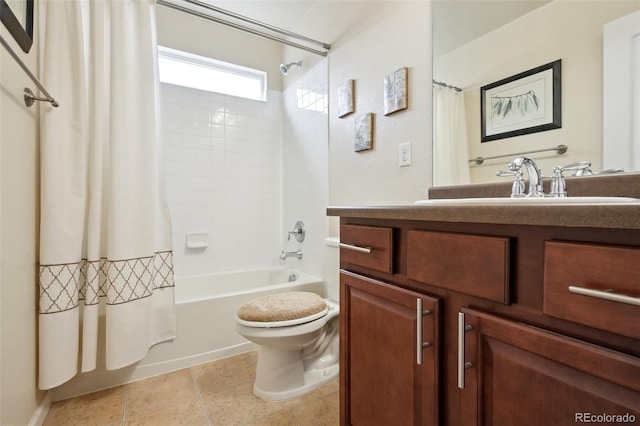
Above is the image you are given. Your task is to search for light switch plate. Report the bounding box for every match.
[399,142,411,167]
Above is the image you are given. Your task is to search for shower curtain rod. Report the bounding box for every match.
[433,80,462,92]
[156,0,331,57]
[0,34,59,108]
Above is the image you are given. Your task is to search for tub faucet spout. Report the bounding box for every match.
[280,249,303,260]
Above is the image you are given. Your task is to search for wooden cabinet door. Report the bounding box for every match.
[340,271,439,426]
[459,308,640,426]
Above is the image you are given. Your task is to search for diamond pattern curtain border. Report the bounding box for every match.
[39,251,174,314]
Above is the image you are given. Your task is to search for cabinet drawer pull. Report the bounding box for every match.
[457,313,474,389]
[339,242,372,254]
[568,286,640,307]
[417,299,423,365]
[416,299,431,365]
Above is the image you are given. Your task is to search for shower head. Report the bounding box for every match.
[279,61,302,75]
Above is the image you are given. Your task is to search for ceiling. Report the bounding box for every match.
[432,0,551,57]
[195,0,551,56]
[204,0,394,47]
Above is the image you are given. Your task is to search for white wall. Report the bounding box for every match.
[435,0,640,183]
[320,1,432,298]
[157,5,332,282]
[328,1,433,207]
[281,60,332,297]
[161,84,284,276]
[0,18,46,426]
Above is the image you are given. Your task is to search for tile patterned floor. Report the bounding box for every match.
[43,351,339,426]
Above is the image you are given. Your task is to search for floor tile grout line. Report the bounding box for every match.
[121,384,129,425]
[190,366,213,426]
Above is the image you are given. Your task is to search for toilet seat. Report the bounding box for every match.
[236,291,328,328]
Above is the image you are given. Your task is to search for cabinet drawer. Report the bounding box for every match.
[340,224,393,273]
[543,241,640,340]
[407,231,510,304]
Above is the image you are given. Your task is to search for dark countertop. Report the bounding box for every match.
[328,172,640,230]
[327,203,640,229]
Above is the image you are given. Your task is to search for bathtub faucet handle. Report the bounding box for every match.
[287,221,305,242]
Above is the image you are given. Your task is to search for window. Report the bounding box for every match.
[158,46,267,101]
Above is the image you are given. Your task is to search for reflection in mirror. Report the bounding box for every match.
[432,1,640,186]
[1,0,33,53]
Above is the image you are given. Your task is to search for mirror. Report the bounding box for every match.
[433,1,640,186]
[1,0,33,53]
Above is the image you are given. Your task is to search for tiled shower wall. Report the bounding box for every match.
[160,60,328,278]
[161,84,284,276]
[281,61,329,280]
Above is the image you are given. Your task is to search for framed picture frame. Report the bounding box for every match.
[481,59,561,142]
[1,0,34,53]
[338,79,354,118]
[384,67,408,116]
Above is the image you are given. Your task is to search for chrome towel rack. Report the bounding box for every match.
[0,34,59,108]
[469,144,568,166]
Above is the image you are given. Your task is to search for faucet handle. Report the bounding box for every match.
[549,166,567,197]
[549,162,591,196]
[496,169,525,198]
[555,160,592,176]
[596,167,624,175]
[287,220,305,242]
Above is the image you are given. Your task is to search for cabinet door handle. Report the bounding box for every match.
[416,299,432,365]
[457,312,473,389]
[338,242,372,254]
[568,286,640,307]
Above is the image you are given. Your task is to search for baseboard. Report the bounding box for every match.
[52,342,257,402]
[29,391,52,426]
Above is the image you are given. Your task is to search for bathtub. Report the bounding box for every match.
[142,266,327,368]
[52,266,327,401]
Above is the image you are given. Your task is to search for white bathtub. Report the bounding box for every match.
[53,266,326,401]
[143,266,327,367]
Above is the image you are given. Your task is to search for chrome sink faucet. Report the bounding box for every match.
[499,158,595,198]
[508,157,544,197]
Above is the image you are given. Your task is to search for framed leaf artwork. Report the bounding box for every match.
[481,60,562,142]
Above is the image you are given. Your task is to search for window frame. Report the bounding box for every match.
[157,46,267,102]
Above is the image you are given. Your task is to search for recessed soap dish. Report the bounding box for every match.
[186,232,209,249]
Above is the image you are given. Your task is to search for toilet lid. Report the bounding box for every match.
[236,291,328,327]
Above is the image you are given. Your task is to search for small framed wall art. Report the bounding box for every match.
[481,59,562,142]
[383,67,408,116]
[337,79,355,118]
[354,113,374,152]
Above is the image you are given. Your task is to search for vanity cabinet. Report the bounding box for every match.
[340,270,440,426]
[336,216,640,425]
[459,307,640,426]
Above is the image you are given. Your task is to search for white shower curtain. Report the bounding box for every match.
[432,84,470,186]
[38,0,175,390]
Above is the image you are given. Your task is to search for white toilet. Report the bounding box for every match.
[235,291,339,401]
